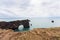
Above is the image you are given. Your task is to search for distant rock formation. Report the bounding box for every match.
[0,19,30,30]
[51,20,54,23]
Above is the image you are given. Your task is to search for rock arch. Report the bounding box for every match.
[0,19,30,30]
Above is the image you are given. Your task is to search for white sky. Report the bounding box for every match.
[0,0,60,18]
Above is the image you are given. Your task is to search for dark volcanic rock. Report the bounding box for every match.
[0,19,30,30]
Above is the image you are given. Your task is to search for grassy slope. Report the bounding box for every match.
[0,27,60,40]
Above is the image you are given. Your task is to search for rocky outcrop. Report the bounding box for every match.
[0,19,30,30]
[0,27,60,40]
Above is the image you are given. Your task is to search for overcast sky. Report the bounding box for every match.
[0,0,60,18]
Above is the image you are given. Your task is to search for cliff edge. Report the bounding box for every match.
[0,27,60,40]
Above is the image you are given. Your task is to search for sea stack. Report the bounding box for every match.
[51,20,54,23]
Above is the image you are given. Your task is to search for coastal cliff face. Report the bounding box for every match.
[0,27,60,40]
[0,19,30,30]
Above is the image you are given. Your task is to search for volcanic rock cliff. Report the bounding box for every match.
[0,19,30,30]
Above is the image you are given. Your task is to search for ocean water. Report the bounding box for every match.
[0,17,60,31]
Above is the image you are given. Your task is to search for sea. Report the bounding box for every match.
[0,17,60,32]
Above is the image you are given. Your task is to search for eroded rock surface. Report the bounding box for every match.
[0,19,30,30]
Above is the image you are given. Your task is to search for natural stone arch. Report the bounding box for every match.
[0,19,30,30]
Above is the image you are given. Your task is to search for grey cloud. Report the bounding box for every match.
[0,8,20,18]
[0,0,30,10]
[41,0,60,17]
[0,0,16,7]
[19,0,30,10]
